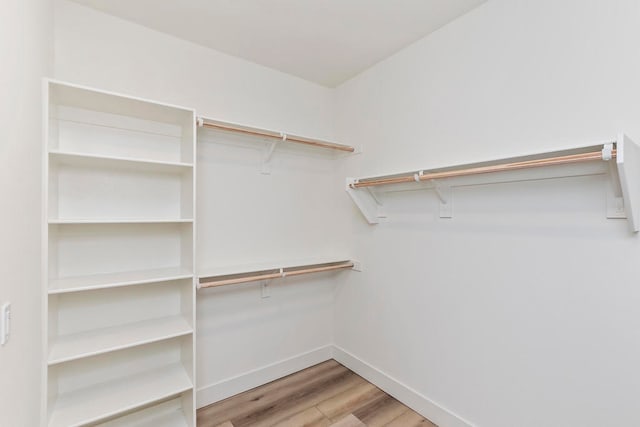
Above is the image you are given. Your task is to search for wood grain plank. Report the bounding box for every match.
[353,394,410,427]
[272,407,332,427]
[197,360,439,427]
[197,360,344,426]
[329,414,366,427]
[316,382,386,421]
[229,366,367,427]
[384,409,438,427]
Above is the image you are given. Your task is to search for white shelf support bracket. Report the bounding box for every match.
[351,260,363,272]
[602,143,614,160]
[429,178,447,203]
[430,179,453,218]
[346,177,387,224]
[606,158,626,219]
[196,117,204,128]
[366,187,383,206]
[261,267,283,298]
[615,133,640,232]
[261,133,285,175]
[260,280,271,298]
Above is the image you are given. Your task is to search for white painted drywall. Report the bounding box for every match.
[0,0,52,425]
[334,0,640,426]
[64,0,487,87]
[53,0,351,407]
[53,0,334,138]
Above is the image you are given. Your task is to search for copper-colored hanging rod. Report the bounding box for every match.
[198,118,355,153]
[282,263,354,278]
[199,261,355,289]
[351,148,616,189]
[200,271,285,288]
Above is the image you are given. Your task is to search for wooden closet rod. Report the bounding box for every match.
[350,148,616,189]
[281,263,354,278]
[198,118,355,153]
[199,261,355,289]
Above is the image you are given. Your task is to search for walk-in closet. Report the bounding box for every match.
[3,1,640,426]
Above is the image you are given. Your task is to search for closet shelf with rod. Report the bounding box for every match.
[198,260,359,289]
[197,116,357,153]
[347,133,640,232]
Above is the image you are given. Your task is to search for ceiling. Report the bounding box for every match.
[69,0,487,87]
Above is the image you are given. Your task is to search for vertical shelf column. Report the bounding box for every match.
[43,79,197,427]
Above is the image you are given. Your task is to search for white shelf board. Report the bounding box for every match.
[48,218,194,224]
[48,315,193,365]
[99,406,189,427]
[49,267,193,294]
[48,79,195,125]
[198,256,354,278]
[616,133,640,232]
[49,150,193,171]
[199,115,355,153]
[346,138,640,229]
[48,364,192,427]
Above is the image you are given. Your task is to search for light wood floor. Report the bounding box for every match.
[197,360,437,427]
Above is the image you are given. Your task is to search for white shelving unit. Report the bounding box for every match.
[43,80,197,427]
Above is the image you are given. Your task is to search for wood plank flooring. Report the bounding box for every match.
[197,360,437,427]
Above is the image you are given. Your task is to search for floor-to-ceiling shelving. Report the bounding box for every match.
[43,80,197,426]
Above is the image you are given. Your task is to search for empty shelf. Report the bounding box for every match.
[99,406,189,427]
[199,116,356,153]
[346,136,640,229]
[49,150,193,172]
[349,147,614,189]
[48,364,192,427]
[48,316,193,365]
[49,267,193,294]
[48,218,193,224]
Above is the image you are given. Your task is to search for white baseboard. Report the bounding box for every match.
[196,345,333,408]
[332,345,475,427]
[197,344,474,427]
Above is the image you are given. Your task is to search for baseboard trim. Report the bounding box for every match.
[332,345,475,427]
[196,345,333,408]
[197,344,474,427]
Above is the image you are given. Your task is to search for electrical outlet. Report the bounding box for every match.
[1,302,10,346]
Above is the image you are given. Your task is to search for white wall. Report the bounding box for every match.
[53,0,334,138]
[0,0,52,426]
[335,1,640,426]
[54,0,351,408]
